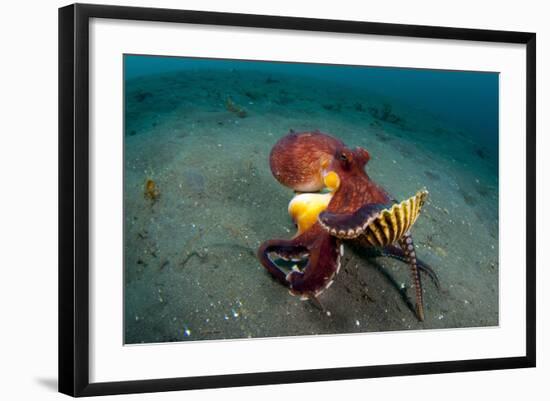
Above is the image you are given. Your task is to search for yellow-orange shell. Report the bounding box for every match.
[288,192,333,236]
[287,170,340,236]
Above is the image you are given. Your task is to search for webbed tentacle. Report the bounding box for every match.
[318,203,387,239]
[257,239,308,286]
[285,233,342,299]
[257,226,343,300]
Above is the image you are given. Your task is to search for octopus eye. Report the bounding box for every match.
[338,153,348,162]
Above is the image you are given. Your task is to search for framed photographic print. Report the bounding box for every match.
[58,3,536,397]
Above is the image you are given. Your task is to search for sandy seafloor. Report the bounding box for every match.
[123,69,499,344]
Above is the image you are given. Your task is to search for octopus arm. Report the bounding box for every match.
[382,245,441,289]
[317,203,387,239]
[257,239,309,286]
[285,233,342,299]
[257,228,342,299]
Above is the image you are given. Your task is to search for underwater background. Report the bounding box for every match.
[124,54,499,344]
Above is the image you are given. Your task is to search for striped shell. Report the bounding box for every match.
[360,190,428,247]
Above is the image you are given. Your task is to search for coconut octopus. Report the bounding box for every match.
[257,130,439,321]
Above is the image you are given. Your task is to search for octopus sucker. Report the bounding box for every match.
[318,203,386,238]
[398,233,425,321]
[258,131,437,322]
[267,249,309,264]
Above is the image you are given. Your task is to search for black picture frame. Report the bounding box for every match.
[58,3,536,397]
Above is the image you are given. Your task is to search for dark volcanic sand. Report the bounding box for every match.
[124,70,499,344]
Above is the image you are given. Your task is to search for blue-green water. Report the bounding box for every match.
[125,54,499,159]
[124,54,499,344]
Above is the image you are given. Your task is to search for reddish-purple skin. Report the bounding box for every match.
[269,130,344,192]
[258,130,391,299]
[257,224,340,297]
[258,130,438,319]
